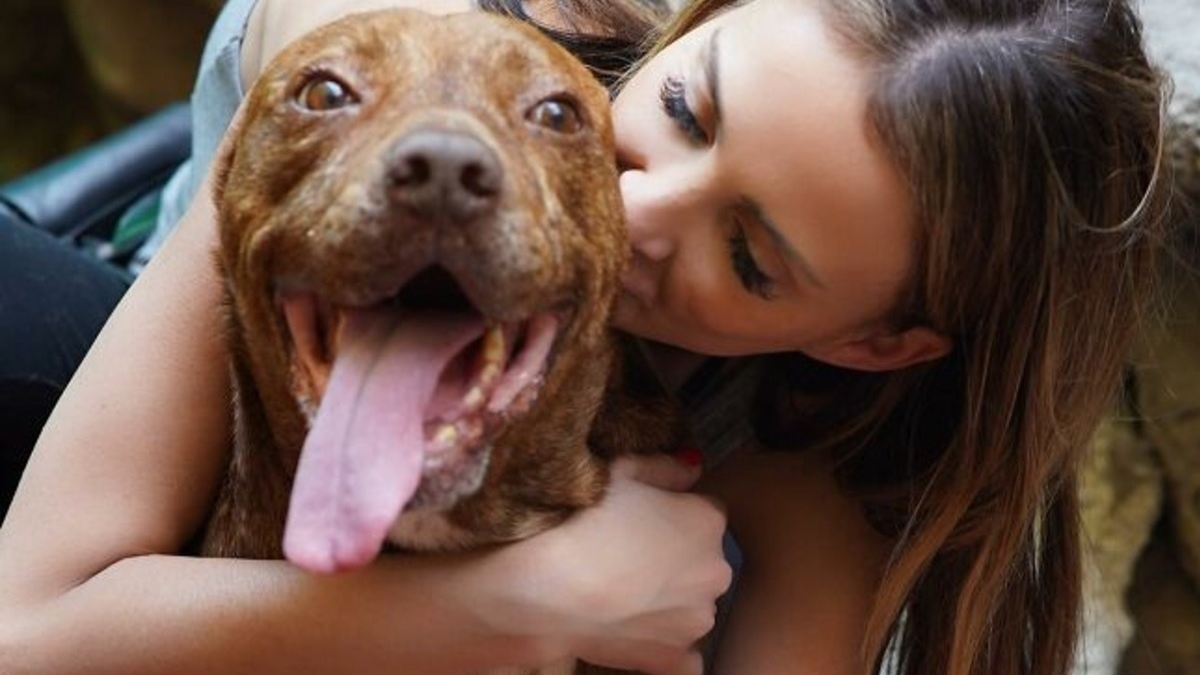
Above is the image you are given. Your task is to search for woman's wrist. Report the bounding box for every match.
[451,542,580,667]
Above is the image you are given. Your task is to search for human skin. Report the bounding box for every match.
[0,0,938,674]
[0,162,728,675]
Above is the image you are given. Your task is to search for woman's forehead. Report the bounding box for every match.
[712,0,914,289]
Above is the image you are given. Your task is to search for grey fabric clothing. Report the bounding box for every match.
[677,357,764,468]
[130,0,259,273]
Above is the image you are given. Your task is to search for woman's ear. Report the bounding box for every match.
[805,325,952,373]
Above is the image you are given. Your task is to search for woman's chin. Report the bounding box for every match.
[612,292,745,358]
[612,306,701,355]
[611,295,676,345]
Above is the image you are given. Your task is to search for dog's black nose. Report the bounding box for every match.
[386,130,502,223]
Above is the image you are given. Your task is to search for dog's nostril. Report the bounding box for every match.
[461,162,498,198]
[396,156,433,186]
[386,131,503,223]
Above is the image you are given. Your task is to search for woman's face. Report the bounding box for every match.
[612,0,934,367]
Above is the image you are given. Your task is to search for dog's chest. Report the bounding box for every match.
[385,510,476,550]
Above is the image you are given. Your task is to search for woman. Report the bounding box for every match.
[0,0,1168,674]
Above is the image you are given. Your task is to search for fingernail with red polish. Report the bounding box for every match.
[674,446,704,468]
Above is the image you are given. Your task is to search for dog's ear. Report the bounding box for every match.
[210,94,257,208]
[212,142,235,209]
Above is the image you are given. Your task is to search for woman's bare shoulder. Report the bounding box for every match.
[698,450,891,675]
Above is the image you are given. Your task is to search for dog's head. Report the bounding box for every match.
[215,9,626,572]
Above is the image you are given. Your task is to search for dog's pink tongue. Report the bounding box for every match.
[284,308,483,574]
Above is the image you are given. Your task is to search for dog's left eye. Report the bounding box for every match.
[297,75,358,111]
[527,98,584,134]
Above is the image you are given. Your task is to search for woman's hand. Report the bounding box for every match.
[0,126,728,674]
[482,455,732,675]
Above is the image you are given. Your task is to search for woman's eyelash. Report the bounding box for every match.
[659,76,708,144]
[728,225,776,299]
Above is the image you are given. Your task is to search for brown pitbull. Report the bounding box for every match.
[201,6,681,601]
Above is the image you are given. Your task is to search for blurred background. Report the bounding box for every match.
[0,0,1196,673]
[0,0,220,180]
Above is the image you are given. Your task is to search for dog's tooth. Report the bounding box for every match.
[480,362,502,385]
[434,423,458,446]
[464,386,485,409]
[477,326,506,387]
[482,325,506,364]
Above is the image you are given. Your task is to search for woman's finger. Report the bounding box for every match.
[611,454,702,492]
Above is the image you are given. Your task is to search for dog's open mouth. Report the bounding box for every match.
[276,266,561,573]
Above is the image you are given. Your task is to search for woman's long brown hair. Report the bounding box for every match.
[477,0,670,87]
[812,3,1168,674]
[493,1,1169,674]
[653,0,1168,674]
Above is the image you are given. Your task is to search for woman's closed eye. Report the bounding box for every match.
[728,220,776,299]
[659,76,709,144]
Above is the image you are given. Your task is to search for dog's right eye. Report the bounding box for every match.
[297,75,358,111]
[527,97,584,134]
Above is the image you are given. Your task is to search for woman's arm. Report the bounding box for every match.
[0,164,726,675]
[698,451,890,675]
[0,173,519,674]
[0,5,727,673]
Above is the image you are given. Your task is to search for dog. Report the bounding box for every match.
[199,8,683,666]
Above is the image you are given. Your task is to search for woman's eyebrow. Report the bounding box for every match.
[706,32,826,290]
[746,200,828,289]
[702,28,723,135]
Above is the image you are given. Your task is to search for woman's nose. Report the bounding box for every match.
[620,168,689,263]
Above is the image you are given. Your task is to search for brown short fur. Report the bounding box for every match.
[199,9,680,671]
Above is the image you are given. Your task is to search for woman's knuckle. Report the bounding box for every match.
[691,608,717,637]
[715,559,733,587]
